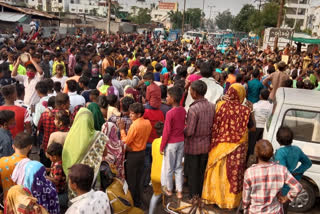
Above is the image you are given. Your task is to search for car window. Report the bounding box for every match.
[282,109,320,143]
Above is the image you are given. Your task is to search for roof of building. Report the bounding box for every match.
[0,2,59,19]
[0,12,27,22]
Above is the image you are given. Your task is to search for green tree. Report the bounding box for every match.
[185,8,204,29]
[215,10,233,30]
[232,4,256,32]
[168,10,183,29]
[129,8,151,25]
[248,2,279,36]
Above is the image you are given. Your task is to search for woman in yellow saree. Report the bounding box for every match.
[202,83,254,209]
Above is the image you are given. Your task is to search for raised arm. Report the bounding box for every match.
[27,53,43,75]
[11,57,21,77]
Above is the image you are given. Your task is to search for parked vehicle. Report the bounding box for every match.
[263,87,320,212]
[182,31,203,42]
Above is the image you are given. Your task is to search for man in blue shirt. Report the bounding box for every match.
[0,110,15,158]
[247,69,264,103]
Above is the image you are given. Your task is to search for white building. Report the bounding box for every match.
[309,6,320,36]
[69,0,107,16]
[151,2,177,29]
[285,0,311,30]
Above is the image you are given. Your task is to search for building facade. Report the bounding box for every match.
[285,0,311,30]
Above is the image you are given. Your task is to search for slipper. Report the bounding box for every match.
[163,187,173,197]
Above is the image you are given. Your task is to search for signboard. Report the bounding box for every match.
[268,28,293,42]
[158,2,177,11]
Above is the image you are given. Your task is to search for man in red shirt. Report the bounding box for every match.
[38,93,70,166]
[143,72,161,109]
[0,85,31,138]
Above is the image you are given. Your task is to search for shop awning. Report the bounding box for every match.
[291,37,320,44]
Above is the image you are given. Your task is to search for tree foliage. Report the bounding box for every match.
[232,4,256,32]
[168,8,204,29]
[215,10,233,30]
[129,8,151,25]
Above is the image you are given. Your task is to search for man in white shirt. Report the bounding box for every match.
[185,62,223,112]
[11,53,44,106]
[66,164,112,214]
[33,81,50,127]
[66,80,85,113]
[249,89,273,156]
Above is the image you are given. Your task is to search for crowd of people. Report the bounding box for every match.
[0,30,315,214]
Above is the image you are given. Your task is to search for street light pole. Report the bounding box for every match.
[182,0,186,35]
[202,0,205,29]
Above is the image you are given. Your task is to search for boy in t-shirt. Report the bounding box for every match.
[274,127,312,214]
[46,142,67,212]
[0,110,15,158]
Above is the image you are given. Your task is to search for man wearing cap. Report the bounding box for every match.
[263,61,290,101]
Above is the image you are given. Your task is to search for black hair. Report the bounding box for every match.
[105,66,116,76]
[190,80,207,97]
[66,80,78,92]
[121,96,135,112]
[74,65,83,75]
[155,63,163,72]
[129,102,145,115]
[276,126,294,146]
[296,80,304,89]
[168,86,183,103]
[15,83,25,98]
[228,66,235,74]
[236,74,243,83]
[43,78,54,92]
[252,69,260,78]
[90,89,100,97]
[119,67,128,77]
[143,72,154,81]
[48,96,55,109]
[35,81,48,95]
[160,85,167,100]
[97,95,108,109]
[69,164,94,192]
[79,76,89,87]
[155,121,164,137]
[200,62,212,78]
[0,110,15,125]
[53,81,62,93]
[55,110,70,126]
[107,94,118,106]
[26,64,36,72]
[103,74,112,85]
[260,89,270,100]
[131,65,139,76]
[1,84,16,99]
[55,93,69,107]
[47,142,63,157]
[283,79,293,88]
[13,132,33,149]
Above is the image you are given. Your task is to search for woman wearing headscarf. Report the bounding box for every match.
[11,160,60,213]
[101,122,125,180]
[87,102,105,131]
[5,185,49,214]
[62,108,107,182]
[202,83,255,209]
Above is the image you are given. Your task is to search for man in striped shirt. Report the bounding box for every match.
[243,140,302,214]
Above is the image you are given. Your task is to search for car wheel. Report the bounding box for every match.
[289,179,316,213]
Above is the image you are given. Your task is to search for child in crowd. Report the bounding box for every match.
[106,94,121,120]
[33,81,49,127]
[79,76,91,103]
[143,72,161,109]
[160,86,186,199]
[97,95,109,120]
[243,140,302,214]
[0,110,15,158]
[274,127,312,214]
[149,122,164,214]
[89,89,100,104]
[53,81,62,94]
[184,80,215,199]
[99,73,112,96]
[48,110,70,147]
[46,142,67,211]
[48,96,56,110]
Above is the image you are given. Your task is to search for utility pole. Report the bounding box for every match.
[107,0,111,34]
[274,0,285,50]
[202,0,205,29]
[181,0,186,35]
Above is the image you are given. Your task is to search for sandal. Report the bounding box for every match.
[163,187,173,197]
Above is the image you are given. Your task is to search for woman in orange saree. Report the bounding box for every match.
[202,83,255,209]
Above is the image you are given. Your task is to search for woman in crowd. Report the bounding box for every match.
[202,83,255,209]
